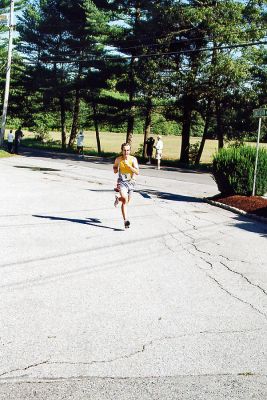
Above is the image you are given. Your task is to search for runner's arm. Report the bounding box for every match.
[113,157,119,173]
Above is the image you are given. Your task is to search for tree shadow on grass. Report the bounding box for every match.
[33,215,124,231]
[233,215,267,237]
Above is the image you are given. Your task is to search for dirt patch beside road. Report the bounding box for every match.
[211,194,267,219]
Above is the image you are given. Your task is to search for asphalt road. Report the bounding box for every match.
[0,151,266,399]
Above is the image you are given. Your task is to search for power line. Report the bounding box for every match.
[109,25,267,45]
[29,40,267,65]
[18,26,267,54]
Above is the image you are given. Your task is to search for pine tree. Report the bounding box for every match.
[17,0,111,150]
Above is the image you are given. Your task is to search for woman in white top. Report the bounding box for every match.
[155,135,163,170]
[77,131,84,155]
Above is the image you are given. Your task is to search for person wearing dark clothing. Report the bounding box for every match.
[14,127,24,154]
[145,137,155,164]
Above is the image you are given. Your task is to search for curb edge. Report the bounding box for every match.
[204,198,267,225]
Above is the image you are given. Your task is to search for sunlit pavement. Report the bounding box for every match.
[0,153,266,400]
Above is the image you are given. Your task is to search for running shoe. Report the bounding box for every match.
[124,220,130,229]
[114,196,119,207]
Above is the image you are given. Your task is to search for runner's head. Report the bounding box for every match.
[121,143,131,158]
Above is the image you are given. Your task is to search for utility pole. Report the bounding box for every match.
[252,107,267,196]
[0,0,15,146]
[252,117,262,196]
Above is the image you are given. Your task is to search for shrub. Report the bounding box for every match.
[151,113,181,136]
[134,143,144,157]
[189,142,200,163]
[212,145,267,196]
[31,113,54,142]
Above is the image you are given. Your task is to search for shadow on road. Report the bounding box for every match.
[20,147,211,175]
[20,147,113,165]
[138,189,203,202]
[233,215,267,237]
[33,215,124,231]
[87,188,203,203]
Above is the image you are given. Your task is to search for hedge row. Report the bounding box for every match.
[212,145,267,196]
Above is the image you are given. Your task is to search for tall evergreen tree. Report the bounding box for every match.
[17,0,111,150]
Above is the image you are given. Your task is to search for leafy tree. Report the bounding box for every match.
[103,0,163,144]
[17,0,111,151]
[158,0,267,163]
[4,0,267,163]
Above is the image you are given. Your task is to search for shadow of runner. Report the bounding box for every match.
[33,215,124,231]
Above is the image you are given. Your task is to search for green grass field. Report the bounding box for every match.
[23,131,219,163]
[17,130,267,164]
[0,149,13,158]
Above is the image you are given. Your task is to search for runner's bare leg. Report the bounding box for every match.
[120,191,128,222]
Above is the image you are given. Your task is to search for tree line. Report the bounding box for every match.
[0,0,266,163]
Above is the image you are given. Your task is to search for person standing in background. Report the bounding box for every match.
[77,131,85,156]
[155,135,163,170]
[14,127,24,155]
[145,136,155,165]
[7,130,14,153]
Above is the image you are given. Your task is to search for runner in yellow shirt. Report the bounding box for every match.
[113,143,139,229]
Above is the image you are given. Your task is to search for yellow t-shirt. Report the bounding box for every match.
[119,156,134,180]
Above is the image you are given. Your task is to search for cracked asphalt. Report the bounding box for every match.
[0,150,267,399]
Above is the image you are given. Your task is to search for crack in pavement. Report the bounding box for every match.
[206,273,267,319]
[0,361,50,378]
[0,329,263,380]
[163,236,176,253]
[157,199,267,319]
[218,252,263,268]
[200,256,214,270]
[191,242,267,297]
[162,233,184,254]
[2,372,267,382]
[191,243,212,256]
[179,242,267,319]
[181,243,213,271]
[219,261,267,297]
[184,217,198,231]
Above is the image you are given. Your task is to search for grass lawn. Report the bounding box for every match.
[18,130,267,164]
[22,131,219,163]
[0,149,13,158]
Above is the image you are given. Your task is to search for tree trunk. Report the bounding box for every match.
[126,104,135,145]
[195,99,212,164]
[92,98,101,154]
[142,96,152,157]
[216,101,224,149]
[59,95,66,150]
[68,87,80,148]
[180,96,192,164]
[126,2,141,145]
[126,56,135,145]
[195,115,210,165]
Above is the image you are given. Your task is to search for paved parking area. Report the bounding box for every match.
[0,153,266,399]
